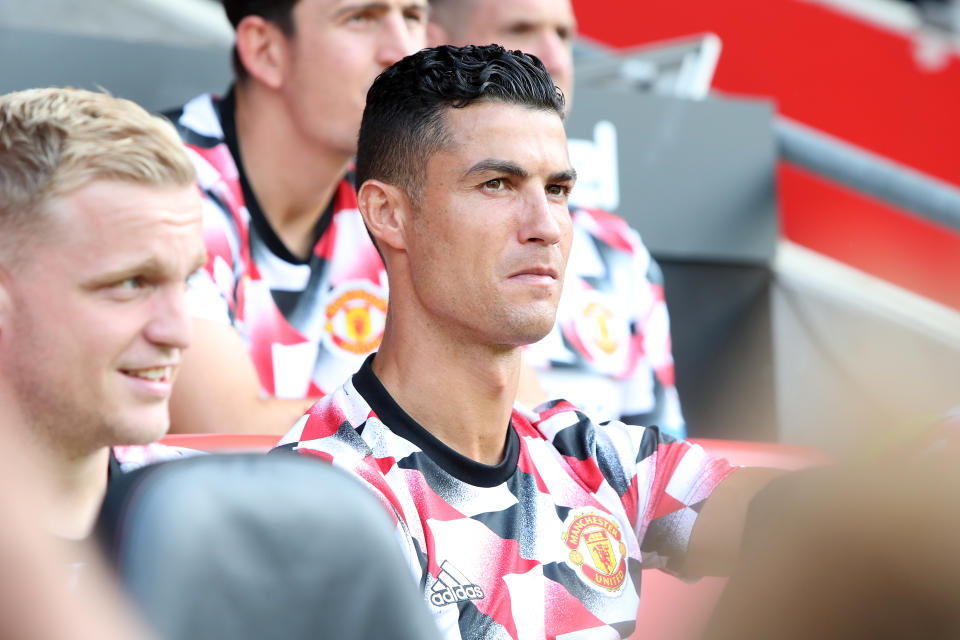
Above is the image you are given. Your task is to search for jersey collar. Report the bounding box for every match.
[353,355,520,487]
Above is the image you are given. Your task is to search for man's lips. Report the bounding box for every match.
[119,365,177,384]
[508,266,560,280]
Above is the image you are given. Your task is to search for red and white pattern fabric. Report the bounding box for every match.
[111,443,197,475]
[526,206,685,438]
[276,357,736,639]
[167,91,388,399]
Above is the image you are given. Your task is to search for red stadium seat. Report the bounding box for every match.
[160,433,279,452]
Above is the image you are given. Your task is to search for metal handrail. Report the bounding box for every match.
[775,117,960,232]
[572,39,960,232]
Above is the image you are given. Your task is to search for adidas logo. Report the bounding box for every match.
[429,561,485,607]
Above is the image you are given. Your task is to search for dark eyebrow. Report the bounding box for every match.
[333,2,388,18]
[463,159,529,181]
[549,168,578,184]
[332,0,427,18]
[463,160,577,185]
[81,258,163,288]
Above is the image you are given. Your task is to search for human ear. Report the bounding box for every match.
[235,16,288,90]
[357,180,412,255]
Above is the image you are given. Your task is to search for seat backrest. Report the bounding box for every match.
[160,433,279,453]
[99,454,441,640]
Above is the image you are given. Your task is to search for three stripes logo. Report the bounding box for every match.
[429,561,485,607]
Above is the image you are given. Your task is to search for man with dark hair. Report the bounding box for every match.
[166,0,428,434]
[279,45,781,638]
[428,0,686,438]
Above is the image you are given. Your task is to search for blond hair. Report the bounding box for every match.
[0,88,196,261]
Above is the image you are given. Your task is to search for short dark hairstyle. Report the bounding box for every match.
[222,0,300,81]
[355,44,566,205]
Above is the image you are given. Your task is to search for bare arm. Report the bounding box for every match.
[682,466,789,577]
[169,318,314,435]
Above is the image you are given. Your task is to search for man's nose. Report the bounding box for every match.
[144,284,192,351]
[520,189,568,247]
[376,13,425,68]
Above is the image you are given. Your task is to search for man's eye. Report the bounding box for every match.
[484,179,504,190]
[118,277,142,290]
[507,23,534,36]
[404,8,425,24]
[547,184,571,197]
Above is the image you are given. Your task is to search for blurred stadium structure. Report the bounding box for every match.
[1,0,957,456]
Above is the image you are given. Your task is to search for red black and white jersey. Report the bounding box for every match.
[526,206,685,438]
[276,357,736,639]
[166,89,387,399]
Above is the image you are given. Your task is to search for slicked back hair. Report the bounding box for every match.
[355,44,565,207]
[222,0,300,81]
[0,88,196,265]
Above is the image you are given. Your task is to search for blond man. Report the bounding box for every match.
[0,88,207,538]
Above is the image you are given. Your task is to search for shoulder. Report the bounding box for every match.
[164,94,238,194]
[274,380,415,528]
[276,379,372,459]
[164,93,224,146]
[520,400,666,496]
[524,400,721,485]
[527,399,660,460]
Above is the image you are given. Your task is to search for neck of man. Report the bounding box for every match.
[47,445,111,540]
[234,82,352,260]
[373,313,521,467]
[0,393,110,539]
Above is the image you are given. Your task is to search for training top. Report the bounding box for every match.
[526,206,685,438]
[166,89,387,399]
[276,357,735,639]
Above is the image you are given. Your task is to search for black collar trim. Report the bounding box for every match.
[352,355,519,488]
[216,87,334,265]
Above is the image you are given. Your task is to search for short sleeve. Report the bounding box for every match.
[630,430,736,575]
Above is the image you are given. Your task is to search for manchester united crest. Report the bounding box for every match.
[322,280,387,356]
[570,290,629,371]
[562,509,628,594]
[583,301,619,355]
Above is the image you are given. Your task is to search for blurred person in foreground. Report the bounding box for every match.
[0,424,152,640]
[705,412,960,640]
[0,88,206,540]
[165,0,428,434]
[277,44,783,638]
[428,0,686,438]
